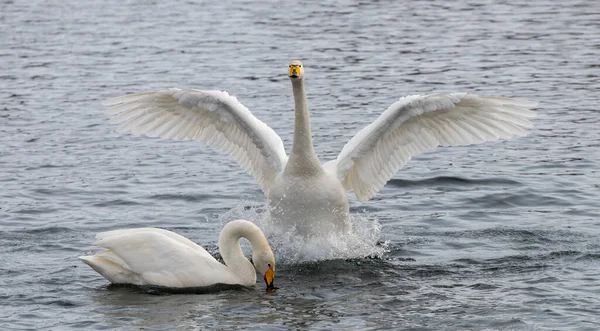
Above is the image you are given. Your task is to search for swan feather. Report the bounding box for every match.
[326,93,537,201]
[104,89,288,193]
[91,229,234,288]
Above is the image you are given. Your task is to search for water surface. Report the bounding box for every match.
[2,0,600,330]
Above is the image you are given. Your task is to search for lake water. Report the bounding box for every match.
[2,0,600,330]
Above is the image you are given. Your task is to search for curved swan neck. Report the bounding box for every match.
[286,78,322,175]
[218,220,267,285]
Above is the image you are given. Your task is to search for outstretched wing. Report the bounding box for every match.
[104,89,288,193]
[325,93,537,201]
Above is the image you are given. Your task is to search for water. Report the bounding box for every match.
[2,0,600,329]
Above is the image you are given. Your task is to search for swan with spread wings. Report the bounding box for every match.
[104,60,536,237]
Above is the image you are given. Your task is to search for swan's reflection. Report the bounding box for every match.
[91,284,279,329]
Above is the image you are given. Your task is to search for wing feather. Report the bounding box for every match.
[93,228,235,287]
[104,89,288,193]
[327,93,537,201]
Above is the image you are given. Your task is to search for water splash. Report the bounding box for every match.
[218,201,388,263]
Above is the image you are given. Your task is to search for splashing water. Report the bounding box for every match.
[219,201,388,263]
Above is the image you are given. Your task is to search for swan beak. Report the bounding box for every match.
[288,65,300,78]
[264,266,276,292]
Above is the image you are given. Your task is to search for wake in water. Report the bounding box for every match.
[219,201,388,263]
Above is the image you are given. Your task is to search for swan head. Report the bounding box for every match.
[288,60,304,80]
[252,245,276,291]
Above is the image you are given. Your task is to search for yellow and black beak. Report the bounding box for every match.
[288,64,301,78]
[264,266,276,292]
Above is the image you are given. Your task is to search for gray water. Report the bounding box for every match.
[2,0,600,330]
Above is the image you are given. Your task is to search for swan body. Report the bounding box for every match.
[79,220,275,289]
[269,167,351,236]
[104,60,537,238]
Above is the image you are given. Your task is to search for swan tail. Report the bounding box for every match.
[79,255,143,285]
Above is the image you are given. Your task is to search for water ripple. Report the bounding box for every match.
[2,0,600,330]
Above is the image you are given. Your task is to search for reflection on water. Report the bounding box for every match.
[93,284,284,329]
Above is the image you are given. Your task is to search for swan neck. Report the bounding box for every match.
[287,78,322,174]
[218,221,267,286]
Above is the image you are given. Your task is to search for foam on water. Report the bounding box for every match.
[219,201,388,263]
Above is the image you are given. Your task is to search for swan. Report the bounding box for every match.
[104,60,537,237]
[79,220,276,290]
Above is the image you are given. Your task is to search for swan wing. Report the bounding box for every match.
[93,229,236,287]
[326,93,537,201]
[104,89,288,193]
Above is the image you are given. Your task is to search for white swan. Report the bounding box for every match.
[79,220,276,290]
[104,60,537,237]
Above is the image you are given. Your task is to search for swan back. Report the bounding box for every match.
[82,228,238,287]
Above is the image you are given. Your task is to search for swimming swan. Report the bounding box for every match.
[79,220,276,290]
[104,60,537,237]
